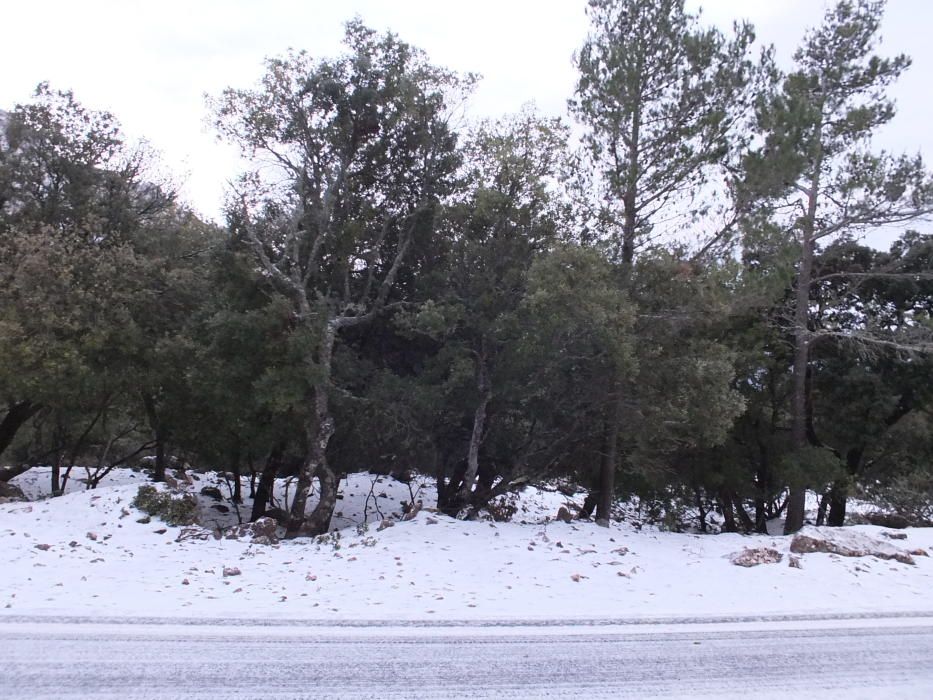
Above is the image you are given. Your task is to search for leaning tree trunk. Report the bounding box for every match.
[250,446,282,522]
[287,326,339,538]
[0,401,40,471]
[457,343,492,509]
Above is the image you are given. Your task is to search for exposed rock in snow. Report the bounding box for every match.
[790,526,915,565]
[0,481,27,503]
[223,516,278,545]
[730,547,783,567]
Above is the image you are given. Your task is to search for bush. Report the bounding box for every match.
[866,473,933,526]
[132,484,199,526]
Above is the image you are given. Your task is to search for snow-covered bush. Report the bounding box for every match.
[132,485,199,526]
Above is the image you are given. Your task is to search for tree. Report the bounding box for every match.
[212,21,470,537]
[571,0,757,521]
[806,234,933,524]
[403,110,570,515]
[0,85,174,482]
[572,0,758,266]
[745,0,933,533]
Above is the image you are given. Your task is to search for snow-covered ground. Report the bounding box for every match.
[1,467,932,621]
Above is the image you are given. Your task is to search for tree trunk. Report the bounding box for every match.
[596,394,623,526]
[816,492,829,526]
[287,325,339,538]
[230,445,242,504]
[785,138,822,535]
[719,490,737,533]
[754,497,769,534]
[734,496,755,533]
[827,486,847,526]
[51,458,62,497]
[0,401,40,467]
[458,393,491,502]
[694,486,707,533]
[828,447,862,526]
[250,446,282,522]
[286,383,337,537]
[458,344,492,504]
[142,394,166,483]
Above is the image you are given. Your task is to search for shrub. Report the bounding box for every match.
[866,474,933,526]
[132,484,199,526]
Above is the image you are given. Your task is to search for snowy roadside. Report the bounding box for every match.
[1,468,932,622]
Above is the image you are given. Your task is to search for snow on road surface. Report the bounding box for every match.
[1,468,932,622]
[2,619,933,699]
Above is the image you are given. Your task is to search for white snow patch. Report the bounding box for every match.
[1,468,932,622]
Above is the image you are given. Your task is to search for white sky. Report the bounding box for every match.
[2,1,931,226]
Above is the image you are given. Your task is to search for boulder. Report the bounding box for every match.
[223,516,279,545]
[0,481,27,503]
[865,512,911,529]
[200,486,224,501]
[790,526,915,565]
[730,547,783,567]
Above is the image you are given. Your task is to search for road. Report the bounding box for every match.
[1,617,932,699]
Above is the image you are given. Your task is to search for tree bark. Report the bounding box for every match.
[596,393,623,526]
[0,401,40,468]
[458,343,492,505]
[827,446,863,526]
[785,124,823,535]
[734,496,755,533]
[287,326,339,538]
[142,394,166,483]
[719,490,737,533]
[250,446,282,522]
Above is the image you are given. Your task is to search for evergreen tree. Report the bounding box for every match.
[744,0,933,532]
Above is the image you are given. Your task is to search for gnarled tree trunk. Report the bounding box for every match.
[286,327,339,538]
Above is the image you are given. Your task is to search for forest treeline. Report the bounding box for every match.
[1,0,932,537]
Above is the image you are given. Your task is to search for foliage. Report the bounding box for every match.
[132,484,199,526]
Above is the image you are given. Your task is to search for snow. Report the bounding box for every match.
[1,467,932,622]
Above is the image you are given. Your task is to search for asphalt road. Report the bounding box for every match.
[1,618,932,699]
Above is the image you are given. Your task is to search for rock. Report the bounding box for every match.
[200,486,224,501]
[222,517,279,545]
[557,483,578,497]
[86,532,98,541]
[210,504,230,514]
[788,555,802,569]
[34,543,51,551]
[176,527,211,543]
[556,507,573,524]
[865,512,911,529]
[136,516,151,524]
[908,548,929,557]
[377,519,395,531]
[0,481,27,502]
[401,501,423,521]
[263,508,290,526]
[730,547,784,567]
[790,526,915,565]
[222,566,241,577]
[881,531,908,540]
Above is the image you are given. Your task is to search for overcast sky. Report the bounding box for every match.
[2,1,931,224]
